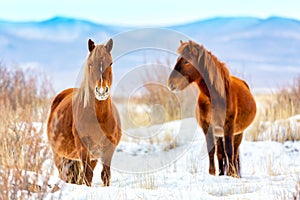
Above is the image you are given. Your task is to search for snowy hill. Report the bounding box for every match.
[0,16,300,92]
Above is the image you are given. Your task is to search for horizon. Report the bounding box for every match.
[1,15,300,27]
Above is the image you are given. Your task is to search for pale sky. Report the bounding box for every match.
[1,0,300,26]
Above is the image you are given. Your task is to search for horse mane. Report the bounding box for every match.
[178,40,230,99]
[74,45,103,108]
[76,61,91,108]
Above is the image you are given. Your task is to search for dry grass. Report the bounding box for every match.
[0,64,55,199]
[133,173,158,190]
[163,128,178,151]
[117,61,198,130]
[246,76,300,142]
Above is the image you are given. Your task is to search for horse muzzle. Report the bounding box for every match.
[168,82,178,92]
[168,77,189,92]
[95,86,110,101]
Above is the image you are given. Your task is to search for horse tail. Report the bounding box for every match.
[54,154,84,184]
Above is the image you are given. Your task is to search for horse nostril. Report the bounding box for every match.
[169,83,174,90]
[96,86,109,94]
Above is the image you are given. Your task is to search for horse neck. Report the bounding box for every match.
[194,77,229,106]
[196,51,230,100]
[94,97,112,116]
[196,79,210,98]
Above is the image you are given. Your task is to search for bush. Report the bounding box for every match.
[0,64,55,199]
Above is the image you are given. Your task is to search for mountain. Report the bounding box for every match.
[0,16,300,93]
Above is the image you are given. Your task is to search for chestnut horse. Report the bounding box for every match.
[168,40,256,177]
[47,39,122,186]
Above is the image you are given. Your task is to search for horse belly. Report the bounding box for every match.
[233,82,256,134]
[47,99,78,160]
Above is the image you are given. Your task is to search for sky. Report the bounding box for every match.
[0,0,300,26]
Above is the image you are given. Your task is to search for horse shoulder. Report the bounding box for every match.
[111,103,122,145]
[196,93,211,129]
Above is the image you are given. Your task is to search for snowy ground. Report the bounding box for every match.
[10,118,300,199]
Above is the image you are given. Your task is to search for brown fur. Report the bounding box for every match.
[47,39,121,186]
[168,40,256,177]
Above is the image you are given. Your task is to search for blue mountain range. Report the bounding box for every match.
[0,16,299,93]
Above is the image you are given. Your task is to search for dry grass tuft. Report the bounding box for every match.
[134,173,158,190]
[246,75,300,142]
[0,64,55,199]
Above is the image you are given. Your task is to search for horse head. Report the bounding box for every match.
[168,40,205,92]
[87,38,113,101]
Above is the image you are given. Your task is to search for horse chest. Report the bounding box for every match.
[196,96,228,137]
[75,117,114,155]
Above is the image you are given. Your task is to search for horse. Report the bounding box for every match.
[47,38,122,186]
[168,40,256,177]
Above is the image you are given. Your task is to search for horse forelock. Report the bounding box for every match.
[178,41,230,99]
[89,45,106,60]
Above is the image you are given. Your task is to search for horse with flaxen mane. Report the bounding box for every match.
[168,40,256,177]
[47,39,121,186]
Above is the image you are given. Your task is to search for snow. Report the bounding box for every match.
[3,118,300,199]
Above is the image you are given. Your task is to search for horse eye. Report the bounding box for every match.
[184,61,189,65]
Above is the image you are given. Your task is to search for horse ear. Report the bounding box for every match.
[180,40,183,45]
[105,38,113,53]
[188,40,197,55]
[88,39,95,52]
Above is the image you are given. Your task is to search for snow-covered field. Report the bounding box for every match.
[10,118,300,199]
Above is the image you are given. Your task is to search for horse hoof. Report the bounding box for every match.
[227,172,240,178]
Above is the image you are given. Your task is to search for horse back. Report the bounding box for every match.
[230,76,250,90]
[50,88,75,112]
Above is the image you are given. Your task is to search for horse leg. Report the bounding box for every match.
[91,160,98,171]
[101,146,115,186]
[53,153,66,181]
[216,137,225,175]
[224,120,238,177]
[54,153,84,184]
[206,126,216,175]
[224,135,237,177]
[234,133,243,177]
[73,128,94,186]
[64,159,83,184]
[79,148,94,186]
